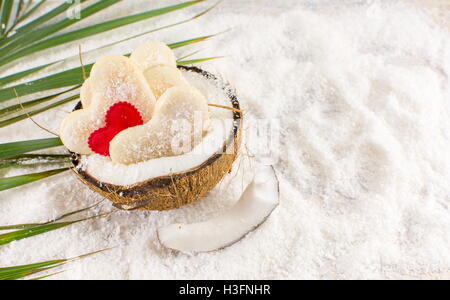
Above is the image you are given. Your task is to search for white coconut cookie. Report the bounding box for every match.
[60,54,156,154]
[143,65,188,99]
[60,41,210,165]
[80,77,93,107]
[131,41,184,99]
[130,40,177,71]
[109,85,210,165]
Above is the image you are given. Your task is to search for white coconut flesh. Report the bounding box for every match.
[78,69,236,186]
[157,165,280,253]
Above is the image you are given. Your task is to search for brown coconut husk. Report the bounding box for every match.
[71,66,243,211]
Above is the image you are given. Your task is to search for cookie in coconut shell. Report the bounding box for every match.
[70,66,242,211]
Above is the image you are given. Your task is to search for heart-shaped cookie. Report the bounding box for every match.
[60,41,210,166]
[143,65,188,99]
[88,102,144,156]
[60,54,156,154]
[109,85,210,165]
[131,41,184,100]
[130,41,177,71]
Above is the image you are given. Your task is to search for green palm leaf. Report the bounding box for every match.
[0,137,62,160]
[0,221,73,245]
[2,0,25,38]
[5,0,46,38]
[0,260,64,276]
[0,63,53,87]
[0,0,14,36]
[1,266,58,280]
[0,200,102,230]
[0,210,112,245]
[0,0,205,66]
[0,0,85,48]
[178,56,225,65]
[0,54,219,125]
[0,168,69,191]
[0,86,79,119]
[29,271,65,280]
[0,248,109,280]
[0,34,216,103]
[0,93,80,128]
[0,154,70,170]
[0,0,119,63]
[0,2,218,87]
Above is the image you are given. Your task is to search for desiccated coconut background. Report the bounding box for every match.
[0,0,449,279]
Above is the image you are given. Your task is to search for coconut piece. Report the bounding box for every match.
[60,55,156,155]
[143,65,188,99]
[157,165,279,253]
[109,85,210,165]
[130,41,177,71]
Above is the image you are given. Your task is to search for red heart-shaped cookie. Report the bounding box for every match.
[88,102,144,156]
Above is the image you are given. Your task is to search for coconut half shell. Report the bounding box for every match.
[70,66,242,211]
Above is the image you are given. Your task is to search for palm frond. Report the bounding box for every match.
[0,0,14,37]
[0,0,205,66]
[0,63,53,87]
[2,0,27,38]
[0,34,218,103]
[0,167,69,192]
[0,221,71,245]
[6,0,46,37]
[0,210,113,246]
[0,51,216,123]
[0,86,79,119]
[1,0,85,48]
[0,200,102,230]
[29,270,65,280]
[0,248,109,280]
[11,1,25,25]
[177,49,205,61]
[0,1,218,87]
[0,137,62,160]
[0,0,120,62]
[0,93,79,128]
[0,154,70,170]
[1,265,60,280]
[178,56,225,65]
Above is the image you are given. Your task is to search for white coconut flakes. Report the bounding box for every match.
[0,0,449,280]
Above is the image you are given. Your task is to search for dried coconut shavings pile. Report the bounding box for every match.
[0,0,449,279]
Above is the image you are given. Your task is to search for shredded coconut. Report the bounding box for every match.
[0,0,449,279]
